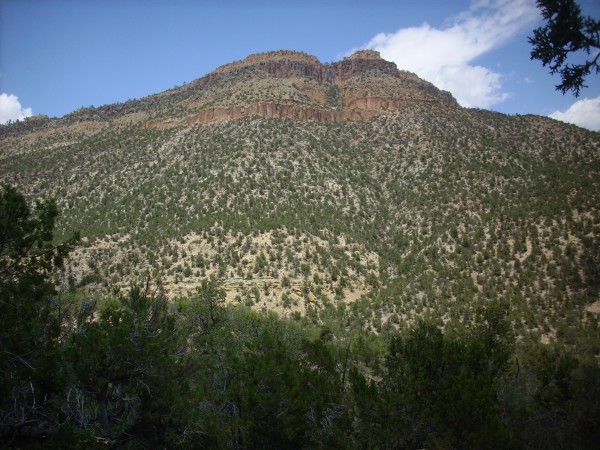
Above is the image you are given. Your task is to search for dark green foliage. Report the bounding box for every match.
[0,185,78,445]
[501,343,600,449]
[224,330,350,448]
[67,285,184,447]
[0,184,76,288]
[529,0,600,96]
[350,318,510,449]
[327,84,342,109]
[179,278,227,333]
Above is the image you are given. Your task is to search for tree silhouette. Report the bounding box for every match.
[529,0,600,96]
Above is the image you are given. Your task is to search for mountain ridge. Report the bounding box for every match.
[1,50,458,137]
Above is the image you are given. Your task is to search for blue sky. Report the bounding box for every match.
[1,0,599,130]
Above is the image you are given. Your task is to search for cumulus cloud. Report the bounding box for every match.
[549,96,600,131]
[0,93,33,124]
[352,0,538,108]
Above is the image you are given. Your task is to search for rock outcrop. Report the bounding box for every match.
[171,50,457,126]
[2,50,460,136]
[181,101,376,126]
[333,50,401,81]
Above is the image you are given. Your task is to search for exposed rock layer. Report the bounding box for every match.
[177,50,457,125]
[1,50,459,136]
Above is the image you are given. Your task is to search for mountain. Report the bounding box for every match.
[1,49,599,344]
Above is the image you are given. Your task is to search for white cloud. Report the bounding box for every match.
[431,64,509,108]
[0,93,33,124]
[549,96,600,131]
[351,0,538,108]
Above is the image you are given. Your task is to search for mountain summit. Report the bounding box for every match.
[171,49,457,125]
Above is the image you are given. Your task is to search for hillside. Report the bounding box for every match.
[1,50,599,345]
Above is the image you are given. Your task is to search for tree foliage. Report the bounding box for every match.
[350,318,511,449]
[0,185,78,444]
[529,0,600,96]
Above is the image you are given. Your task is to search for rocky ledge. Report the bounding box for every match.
[172,50,457,125]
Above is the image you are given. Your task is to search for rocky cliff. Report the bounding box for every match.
[165,50,457,126]
[1,50,458,137]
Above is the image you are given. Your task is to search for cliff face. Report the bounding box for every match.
[212,49,403,84]
[333,50,400,81]
[168,49,457,126]
[214,50,325,82]
[1,50,459,136]
[179,100,376,126]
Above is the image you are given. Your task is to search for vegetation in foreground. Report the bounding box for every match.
[2,188,599,449]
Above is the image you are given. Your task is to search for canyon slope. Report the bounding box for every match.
[1,50,599,345]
